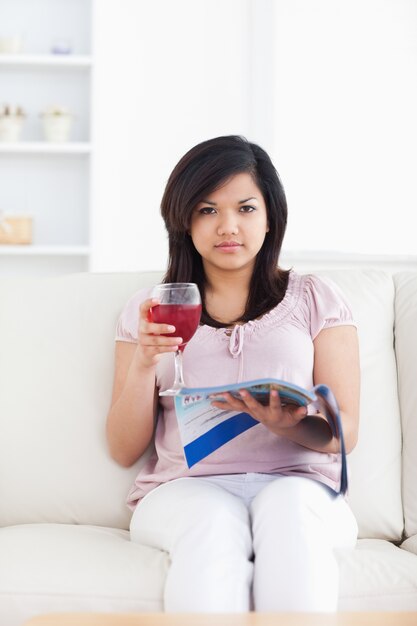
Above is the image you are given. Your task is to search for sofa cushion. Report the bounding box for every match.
[316,270,403,541]
[339,538,417,610]
[1,525,416,623]
[401,535,417,557]
[0,524,168,626]
[394,272,417,539]
[0,272,162,529]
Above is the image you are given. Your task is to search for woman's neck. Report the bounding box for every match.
[204,264,251,295]
[203,265,252,325]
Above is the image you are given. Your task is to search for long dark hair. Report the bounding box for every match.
[160,135,290,328]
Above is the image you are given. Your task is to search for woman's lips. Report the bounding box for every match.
[215,242,243,253]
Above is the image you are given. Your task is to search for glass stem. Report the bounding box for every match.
[173,349,185,388]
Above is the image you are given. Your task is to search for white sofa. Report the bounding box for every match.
[1,269,417,626]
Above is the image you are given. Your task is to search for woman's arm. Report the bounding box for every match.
[106,342,158,467]
[211,325,360,455]
[312,324,360,453]
[264,325,360,454]
[106,297,183,467]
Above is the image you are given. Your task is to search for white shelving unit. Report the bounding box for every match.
[0,245,90,256]
[0,0,92,276]
[0,143,91,154]
[0,54,92,69]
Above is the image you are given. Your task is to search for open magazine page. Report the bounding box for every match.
[173,378,348,495]
[173,378,315,468]
[173,392,258,468]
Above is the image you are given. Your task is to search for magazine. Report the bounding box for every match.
[174,378,347,494]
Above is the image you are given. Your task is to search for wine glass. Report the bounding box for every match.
[149,282,202,396]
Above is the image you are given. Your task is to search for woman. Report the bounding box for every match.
[106,135,360,612]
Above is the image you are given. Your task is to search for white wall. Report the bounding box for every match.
[91,0,252,272]
[90,0,417,273]
[272,0,417,256]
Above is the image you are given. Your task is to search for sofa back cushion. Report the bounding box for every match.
[0,271,162,530]
[0,269,404,539]
[394,272,417,539]
[319,270,403,541]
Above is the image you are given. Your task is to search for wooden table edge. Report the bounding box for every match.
[22,610,417,626]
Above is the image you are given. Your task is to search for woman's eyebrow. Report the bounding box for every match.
[199,196,258,205]
[238,197,257,203]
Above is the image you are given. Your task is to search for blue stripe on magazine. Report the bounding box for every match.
[183,412,258,468]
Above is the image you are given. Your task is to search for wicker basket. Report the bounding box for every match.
[0,216,32,245]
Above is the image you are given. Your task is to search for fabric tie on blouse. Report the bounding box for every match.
[228,324,245,382]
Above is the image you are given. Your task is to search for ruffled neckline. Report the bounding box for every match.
[195,270,303,343]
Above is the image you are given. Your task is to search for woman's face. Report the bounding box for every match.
[190,172,269,276]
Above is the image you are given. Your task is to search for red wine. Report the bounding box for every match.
[150,304,202,351]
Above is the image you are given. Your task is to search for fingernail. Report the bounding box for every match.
[167,325,175,332]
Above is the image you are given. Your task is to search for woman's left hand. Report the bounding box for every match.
[210,389,308,434]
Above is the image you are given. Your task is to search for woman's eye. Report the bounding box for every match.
[198,207,216,215]
[239,205,256,213]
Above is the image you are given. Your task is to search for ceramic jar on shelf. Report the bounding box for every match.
[0,105,26,142]
[40,106,73,142]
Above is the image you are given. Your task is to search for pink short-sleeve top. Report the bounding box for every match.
[115,271,357,509]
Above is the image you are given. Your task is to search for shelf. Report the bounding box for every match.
[0,54,92,68]
[0,245,90,256]
[0,1,93,276]
[0,142,91,154]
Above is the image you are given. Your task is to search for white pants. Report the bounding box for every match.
[130,473,358,613]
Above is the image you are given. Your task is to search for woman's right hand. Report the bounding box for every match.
[134,298,183,369]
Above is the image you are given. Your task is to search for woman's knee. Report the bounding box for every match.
[131,477,250,550]
[250,476,334,530]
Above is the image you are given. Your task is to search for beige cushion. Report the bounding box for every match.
[0,272,162,529]
[2,525,416,623]
[394,273,417,539]
[0,524,167,626]
[339,538,417,610]
[317,270,403,541]
[401,534,417,557]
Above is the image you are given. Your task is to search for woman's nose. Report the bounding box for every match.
[217,212,239,235]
